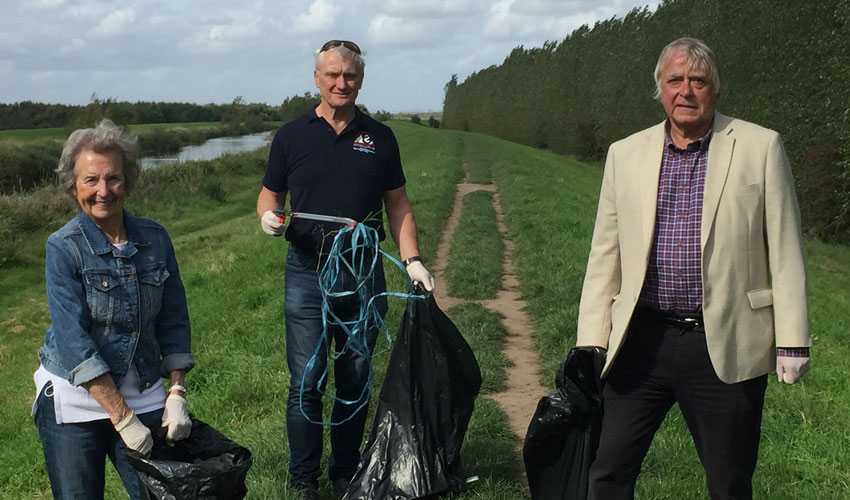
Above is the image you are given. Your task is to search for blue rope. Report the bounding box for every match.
[298,222,424,426]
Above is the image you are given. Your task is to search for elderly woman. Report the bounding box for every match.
[32,119,195,500]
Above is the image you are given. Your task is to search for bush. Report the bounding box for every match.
[0,140,63,194]
[796,140,850,244]
[409,115,422,125]
[374,110,393,122]
[0,185,73,265]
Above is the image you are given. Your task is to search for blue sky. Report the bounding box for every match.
[1,0,659,112]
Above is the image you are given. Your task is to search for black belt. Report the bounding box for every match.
[638,307,704,330]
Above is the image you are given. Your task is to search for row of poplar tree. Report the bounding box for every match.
[441,0,849,244]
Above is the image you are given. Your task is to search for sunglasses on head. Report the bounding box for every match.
[320,40,361,55]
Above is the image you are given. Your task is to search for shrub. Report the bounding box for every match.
[796,140,850,244]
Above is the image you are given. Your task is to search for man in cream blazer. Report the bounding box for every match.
[577,38,811,500]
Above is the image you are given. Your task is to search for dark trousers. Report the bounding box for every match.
[588,309,768,500]
[283,246,387,487]
[34,382,164,500]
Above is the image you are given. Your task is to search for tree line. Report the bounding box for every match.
[0,93,325,131]
[442,0,849,244]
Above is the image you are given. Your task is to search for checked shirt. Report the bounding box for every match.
[639,126,710,314]
[638,123,809,357]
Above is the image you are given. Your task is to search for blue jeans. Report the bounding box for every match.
[34,381,164,500]
[284,246,388,486]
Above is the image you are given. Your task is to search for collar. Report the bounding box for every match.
[309,105,365,133]
[76,210,150,256]
[664,119,713,153]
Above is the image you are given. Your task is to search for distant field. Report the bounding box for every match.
[0,122,221,142]
[0,127,69,141]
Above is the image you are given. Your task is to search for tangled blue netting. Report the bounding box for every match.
[298,221,424,426]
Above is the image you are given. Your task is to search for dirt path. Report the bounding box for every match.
[432,171,547,452]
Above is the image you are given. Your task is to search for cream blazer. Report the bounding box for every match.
[576,113,811,383]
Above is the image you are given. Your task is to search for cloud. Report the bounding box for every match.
[375,0,473,18]
[92,7,136,38]
[177,15,265,54]
[23,0,66,9]
[483,0,623,40]
[141,67,170,82]
[56,37,86,56]
[293,0,339,34]
[367,13,429,44]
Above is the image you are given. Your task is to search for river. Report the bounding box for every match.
[140,131,272,169]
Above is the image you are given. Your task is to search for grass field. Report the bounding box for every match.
[0,122,848,499]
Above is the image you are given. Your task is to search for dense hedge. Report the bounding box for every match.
[442,0,850,243]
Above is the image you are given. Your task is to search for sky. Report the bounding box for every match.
[1,0,660,113]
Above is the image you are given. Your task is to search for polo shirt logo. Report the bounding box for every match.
[353,132,376,154]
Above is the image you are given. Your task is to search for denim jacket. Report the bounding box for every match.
[39,211,194,390]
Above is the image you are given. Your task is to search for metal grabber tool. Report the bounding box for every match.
[272,209,357,227]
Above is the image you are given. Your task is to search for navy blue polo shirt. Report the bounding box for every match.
[263,106,406,254]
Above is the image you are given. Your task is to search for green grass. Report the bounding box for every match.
[460,132,497,184]
[1,123,848,499]
[446,190,504,300]
[0,127,70,142]
[488,139,850,498]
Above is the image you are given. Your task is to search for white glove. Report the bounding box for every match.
[261,210,286,236]
[161,393,192,442]
[115,411,153,456]
[776,355,810,384]
[406,260,435,292]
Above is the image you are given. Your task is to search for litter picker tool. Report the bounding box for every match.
[272,209,357,227]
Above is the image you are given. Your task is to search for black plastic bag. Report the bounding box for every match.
[125,417,253,500]
[344,293,482,500]
[523,346,606,500]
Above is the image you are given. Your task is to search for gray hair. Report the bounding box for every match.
[314,44,365,73]
[56,118,140,198]
[653,37,720,100]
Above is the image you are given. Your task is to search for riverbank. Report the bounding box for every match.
[0,146,270,267]
[0,121,279,194]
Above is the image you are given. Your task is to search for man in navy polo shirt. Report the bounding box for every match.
[256,40,434,500]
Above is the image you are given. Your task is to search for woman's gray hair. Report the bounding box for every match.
[653,37,720,100]
[314,44,365,73]
[56,118,140,197]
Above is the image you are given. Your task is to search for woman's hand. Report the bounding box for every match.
[161,392,192,442]
[115,411,154,455]
[162,370,192,443]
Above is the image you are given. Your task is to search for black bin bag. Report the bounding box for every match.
[344,292,482,500]
[523,346,606,500]
[125,417,253,500]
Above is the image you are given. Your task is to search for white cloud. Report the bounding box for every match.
[376,0,473,18]
[178,15,265,54]
[141,67,169,82]
[483,0,629,40]
[23,0,66,9]
[56,37,86,56]
[367,13,428,44]
[92,7,136,38]
[293,0,339,34]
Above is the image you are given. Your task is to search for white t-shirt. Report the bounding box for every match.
[33,364,166,424]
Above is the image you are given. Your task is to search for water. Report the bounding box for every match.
[140,131,272,169]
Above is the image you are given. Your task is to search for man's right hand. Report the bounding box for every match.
[115,411,154,456]
[261,210,286,236]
